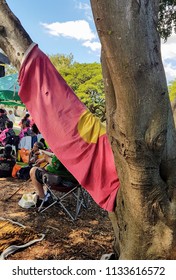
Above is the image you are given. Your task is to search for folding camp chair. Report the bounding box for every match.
[38,173,89,221]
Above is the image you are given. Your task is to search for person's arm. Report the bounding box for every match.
[28,150,35,164]
[41,153,52,164]
[35,153,52,166]
[18,129,24,139]
[0,129,8,142]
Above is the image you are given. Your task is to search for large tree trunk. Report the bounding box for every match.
[1,0,176,259]
[91,0,176,259]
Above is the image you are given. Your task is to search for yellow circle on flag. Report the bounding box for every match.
[77,110,106,144]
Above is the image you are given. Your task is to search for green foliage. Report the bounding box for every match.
[168,79,176,101]
[5,64,17,75]
[49,54,105,121]
[49,53,74,71]
[158,0,176,40]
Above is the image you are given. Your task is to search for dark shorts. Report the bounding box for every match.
[35,168,63,186]
[35,168,77,187]
[35,168,48,184]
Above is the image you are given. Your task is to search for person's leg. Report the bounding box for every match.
[30,167,45,199]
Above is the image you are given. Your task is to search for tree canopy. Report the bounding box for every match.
[158,0,176,40]
[49,54,105,121]
[3,0,176,122]
[169,79,176,101]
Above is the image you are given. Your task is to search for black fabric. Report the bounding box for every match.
[35,168,77,188]
[35,168,63,186]
[42,173,62,186]
[5,135,20,148]
[0,155,16,177]
[5,128,15,138]
[0,114,9,131]
[24,128,35,137]
[17,166,31,180]
[4,129,16,145]
[4,144,12,156]
[35,168,48,184]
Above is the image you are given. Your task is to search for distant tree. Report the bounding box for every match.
[169,79,176,102]
[169,79,176,124]
[158,0,176,40]
[50,54,105,121]
[5,64,17,75]
[49,53,74,71]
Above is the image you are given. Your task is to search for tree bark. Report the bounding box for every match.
[0,0,176,259]
[91,0,176,259]
[0,0,32,69]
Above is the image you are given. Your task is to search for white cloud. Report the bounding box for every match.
[41,20,95,41]
[41,19,101,53]
[82,40,101,51]
[161,34,176,60]
[75,1,93,21]
[161,34,176,82]
[163,62,176,83]
[77,2,90,11]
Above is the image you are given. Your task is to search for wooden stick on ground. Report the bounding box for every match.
[4,179,31,201]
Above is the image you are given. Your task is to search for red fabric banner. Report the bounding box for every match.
[18,44,120,211]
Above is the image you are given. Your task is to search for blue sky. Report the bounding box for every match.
[5,0,176,82]
[6,0,101,64]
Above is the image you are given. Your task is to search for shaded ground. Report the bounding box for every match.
[0,177,114,260]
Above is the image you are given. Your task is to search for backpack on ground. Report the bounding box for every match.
[17,165,31,180]
[0,156,16,177]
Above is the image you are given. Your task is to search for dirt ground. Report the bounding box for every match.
[0,177,115,260]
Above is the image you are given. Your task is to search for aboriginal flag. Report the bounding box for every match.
[18,44,120,211]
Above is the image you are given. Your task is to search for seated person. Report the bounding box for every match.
[39,138,49,150]
[7,110,15,124]
[0,108,9,132]
[16,141,45,180]
[0,121,15,146]
[18,113,31,127]
[30,153,76,207]
[28,141,45,167]
[18,119,34,140]
[31,123,40,135]
[0,144,16,177]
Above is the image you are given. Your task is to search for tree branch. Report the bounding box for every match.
[0,0,32,69]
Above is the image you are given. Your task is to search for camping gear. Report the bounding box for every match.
[18,192,38,208]
[12,163,22,178]
[0,145,16,177]
[18,148,30,163]
[38,173,90,221]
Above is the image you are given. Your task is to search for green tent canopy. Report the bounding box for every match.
[0,73,21,102]
[0,100,25,107]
